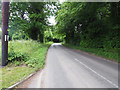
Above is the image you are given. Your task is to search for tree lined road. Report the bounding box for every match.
[2,2,119,89]
[40,43,118,88]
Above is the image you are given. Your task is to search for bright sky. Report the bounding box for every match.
[47,0,64,26]
[60,0,65,3]
[48,16,56,26]
[0,0,64,27]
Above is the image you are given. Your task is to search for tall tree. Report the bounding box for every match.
[56,2,120,48]
[9,2,49,42]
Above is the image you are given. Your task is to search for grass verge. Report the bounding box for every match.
[0,41,1,64]
[64,44,119,62]
[1,40,51,89]
[2,66,34,88]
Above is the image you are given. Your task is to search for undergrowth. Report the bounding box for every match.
[64,44,119,62]
[1,40,50,88]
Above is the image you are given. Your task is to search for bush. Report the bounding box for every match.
[14,61,20,66]
[25,58,40,68]
[8,51,41,67]
[8,45,42,67]
[0,30,2,39]
[8,40,49,68]
[11,30,29,40]
[8,51,28,62]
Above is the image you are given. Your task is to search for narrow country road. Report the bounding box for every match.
[18,43,119,88]
[41,43,118,88]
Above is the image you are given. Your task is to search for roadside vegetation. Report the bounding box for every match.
[0,41,1,63]
[8,40,49,69]
[1,2,119,89]
[64,44,119,62]
[0,30,1,64]
[1,2,56,89]
[55,2,119,62]
[2,66,34,88]
[1,40,50,88]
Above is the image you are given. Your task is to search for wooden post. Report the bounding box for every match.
[1,1,9,66]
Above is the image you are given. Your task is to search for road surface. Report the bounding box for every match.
[18,43,119,88]
[41,43,118,88]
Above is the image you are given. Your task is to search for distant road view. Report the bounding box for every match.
[25,43,118,88]
[16,43,118,88]
[1,2,119,89]
[42,43,118,88]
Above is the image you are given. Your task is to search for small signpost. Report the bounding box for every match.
[1,1,9,66]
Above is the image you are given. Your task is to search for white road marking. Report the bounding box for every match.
[74,58,118,88]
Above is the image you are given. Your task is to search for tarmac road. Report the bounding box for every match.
[18,43,119,88]
[41,43,118,88]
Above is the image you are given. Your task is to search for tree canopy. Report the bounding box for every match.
[9,2,57,42]
[8,2,120,49]
[55,2,120,49]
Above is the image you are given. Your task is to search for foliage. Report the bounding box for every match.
[1,40,50,88]
[44,26,54,42]
[8,43,28,64]
[25,58,40,68]
[11,30,29,40]
[8,40,50,68]
[56,2,120,49]
[0,30,1,39]
[8,52,28,63]
[1,66,35,88]
[64,44,119,62]
[9,2,57,42]
[0,2,2,27]
[0,42,2,65]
